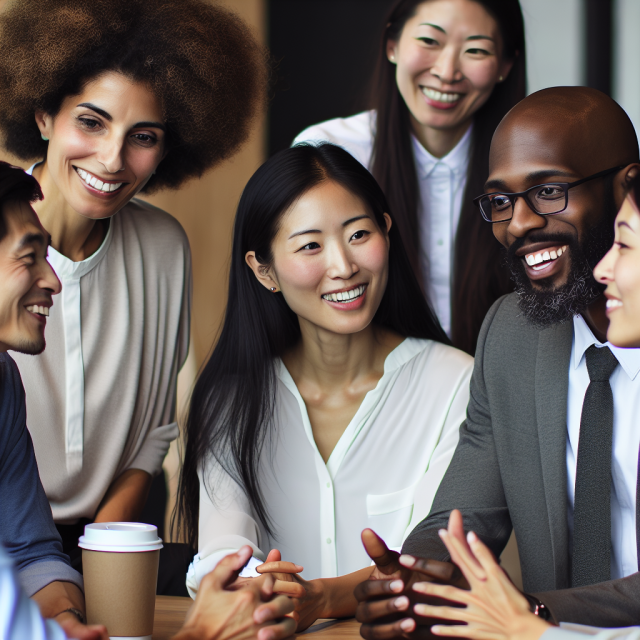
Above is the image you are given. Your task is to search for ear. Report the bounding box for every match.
[245,251,280,292]
[614,163,640,209]
[383,212,392,234]
[497,56,515,83]
[35,110,52,140]
[386,39,398,64]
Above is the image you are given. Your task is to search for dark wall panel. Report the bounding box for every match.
[268,0,394,154]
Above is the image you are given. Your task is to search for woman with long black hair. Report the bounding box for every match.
[178,143,473,628]
[295,0,526,354]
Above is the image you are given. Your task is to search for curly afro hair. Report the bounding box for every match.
[0,0,268,192]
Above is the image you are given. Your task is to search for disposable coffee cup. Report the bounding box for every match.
[79,523,163,640]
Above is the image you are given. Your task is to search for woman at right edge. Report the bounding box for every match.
[295,0,526,354]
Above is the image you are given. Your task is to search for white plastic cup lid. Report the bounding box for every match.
[78,523,163,553]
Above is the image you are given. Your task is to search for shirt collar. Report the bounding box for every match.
[572,314,640,380]
[412,123,473,179]
[27,162,113,281]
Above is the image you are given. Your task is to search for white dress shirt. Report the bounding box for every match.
[566,315,640,580]
[187,338,473,597]
[0,545,66,640]
[293,111,472,337]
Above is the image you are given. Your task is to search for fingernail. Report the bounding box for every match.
[394,596,409,610]
[400,619,415,631]
[255,609,267,623]
[414,603,428,615]
[438,529,448,539]
[390,580,404,592]
[467,531,478,544]
[399,554,415,567]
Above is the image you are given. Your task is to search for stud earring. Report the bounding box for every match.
[41,134,49,141]
[270,287,276,292]
[498,76,504,82]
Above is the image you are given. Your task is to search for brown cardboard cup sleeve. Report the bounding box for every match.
[79,523,163,640]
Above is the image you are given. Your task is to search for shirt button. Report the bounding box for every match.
[437,239,444,246]
[326,482,331,488]
[326,538,332,544]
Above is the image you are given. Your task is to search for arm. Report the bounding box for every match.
[93,469,152,523]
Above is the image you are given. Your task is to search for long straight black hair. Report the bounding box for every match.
[177,143,450,547]
[370,0,526,355]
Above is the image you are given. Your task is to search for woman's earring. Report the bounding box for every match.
[41,134,49,141]
[498,76,504,82]
[270,287,276,292]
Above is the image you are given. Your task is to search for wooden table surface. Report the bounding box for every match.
[152,596,360,640]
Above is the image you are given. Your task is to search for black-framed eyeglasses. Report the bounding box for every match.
[473,166,624,224]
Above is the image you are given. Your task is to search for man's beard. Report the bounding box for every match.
[10,336,45,355]
[505,215,614,328]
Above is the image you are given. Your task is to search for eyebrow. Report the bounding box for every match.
[16,232,47,251]
[77,103,166,131]
[484,169,578,192]
[617,220,634,231]
[287,215,371,239]
[419,23,494,41]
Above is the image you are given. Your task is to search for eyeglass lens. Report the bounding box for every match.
[480,184,567,222]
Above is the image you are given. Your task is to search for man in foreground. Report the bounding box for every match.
[353,87,640,633]
[0,161,296,640]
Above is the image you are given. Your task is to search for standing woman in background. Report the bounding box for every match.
[295,0,526,354]
[0,0,266,591]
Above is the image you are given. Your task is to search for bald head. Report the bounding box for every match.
[491,86,639,176]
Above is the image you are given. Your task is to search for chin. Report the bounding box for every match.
[9,336,46,355]
[608,322,640,349]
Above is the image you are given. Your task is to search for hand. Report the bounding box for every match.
[175,546,296,640]
[257,549,322,631]
[355,526,468,640]
[56,613,108,640]
[411,510,550,640]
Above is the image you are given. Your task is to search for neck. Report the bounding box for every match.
[582,294,609,343]
[284,321,396,391]
[32,162,106,262]
[410,115,471,159]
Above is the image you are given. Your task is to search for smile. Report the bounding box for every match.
[26,305,49,317]
[421,87,462,104]
[606,298,623,310]
[524,245,568,271]
[321,284,366,303]
[75,167,124,193]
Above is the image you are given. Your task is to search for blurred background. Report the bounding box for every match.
[0,0,638,547]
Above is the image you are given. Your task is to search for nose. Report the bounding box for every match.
[430,46,463,84]
[97,134,126,174]
[594,244,617,284]
[505,196,547,240]
[325,241,358,281]
[40,259,62,296]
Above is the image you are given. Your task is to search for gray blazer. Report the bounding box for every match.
[403,293,640,626]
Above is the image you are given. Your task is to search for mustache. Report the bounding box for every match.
[507,231,577,263]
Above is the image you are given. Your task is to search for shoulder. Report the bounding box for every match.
[114,198,190,257]
[0,353,26,453]
[395,338,474,382]
[293,111,375,166]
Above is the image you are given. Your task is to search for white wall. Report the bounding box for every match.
[519,0,584,94]
[519,0,639,138]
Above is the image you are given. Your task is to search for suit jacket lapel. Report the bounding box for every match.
[535,320,574,589]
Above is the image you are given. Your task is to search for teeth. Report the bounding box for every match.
[322,285,366,303]
[26,305,49,317]
[606,299,623,310]
[525,245,568,268]
[75,167,123,193]
[422,87,462,103]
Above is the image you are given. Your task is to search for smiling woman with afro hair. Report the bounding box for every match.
[0,0,268,598]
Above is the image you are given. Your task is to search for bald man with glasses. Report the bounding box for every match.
[352,86,640,635]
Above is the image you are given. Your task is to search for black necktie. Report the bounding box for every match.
[572,344,619,587]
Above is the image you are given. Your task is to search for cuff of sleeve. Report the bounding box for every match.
[126,422,179,476]
[17,560,84,598]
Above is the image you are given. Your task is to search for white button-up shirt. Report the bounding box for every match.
[187,338,473,597]
[567,315,640,580]
[293,111,472,337]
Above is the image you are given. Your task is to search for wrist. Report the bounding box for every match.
[55,608,86,624]
[313,579,332,619]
